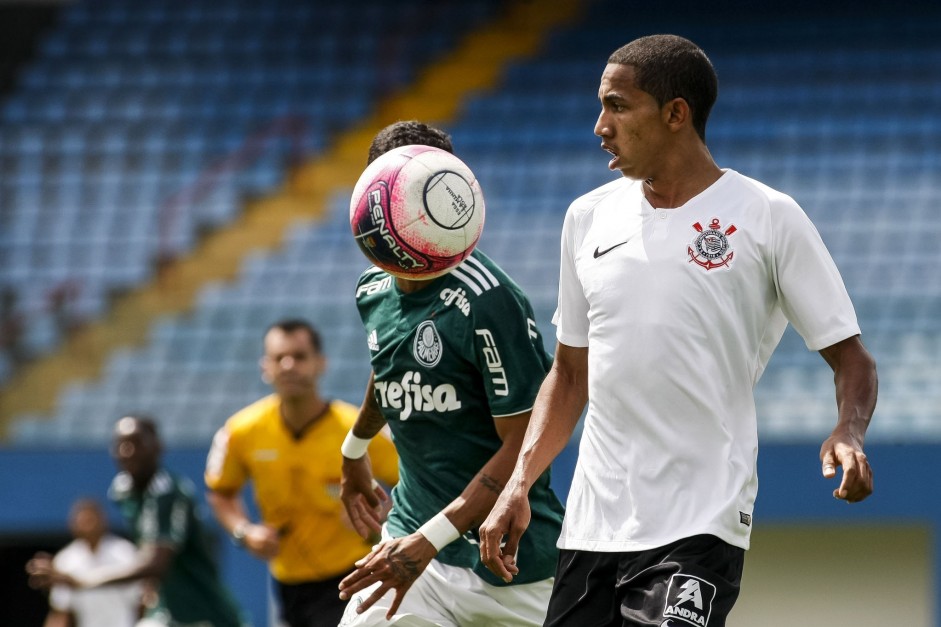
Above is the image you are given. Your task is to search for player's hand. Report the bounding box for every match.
[478,480,529,583]
[341,455,389,539]
[337,533,436,620]
[244,523,280,560]
[820,430,873,502]
[26,553,76,589]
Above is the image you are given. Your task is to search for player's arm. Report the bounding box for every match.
[42,609,73,627]
[28,544,175,589]
[84,485,200,588]
[479,341,588,581]
[818,334,876,502]
[206,490,279,560]
[438,408,531,533]
[338,407,534,619]
[204,425,280,558]
[340,371,392,539]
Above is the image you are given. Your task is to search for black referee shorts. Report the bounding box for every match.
[544,534,745,627]
[275,572,350,627]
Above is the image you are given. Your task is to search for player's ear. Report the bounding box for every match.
[662,97,690,131]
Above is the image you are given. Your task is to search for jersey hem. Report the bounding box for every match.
[557,527,751,553]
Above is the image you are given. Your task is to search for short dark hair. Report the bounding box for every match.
[266,318,322,353]
[608,34,717,141]
[367,120,454,165]
[121,414,160,438]
[69,497,104,518]
[115,414,159,440]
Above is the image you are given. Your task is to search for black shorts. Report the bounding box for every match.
[544,534,745,627]
[275,572,350,627]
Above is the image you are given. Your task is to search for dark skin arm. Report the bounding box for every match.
[818,334,877,502]
[340,373,393,539]
[27,544,175,589]
[42,609,73,627]
[338,390,532,620]
[479,342,587,581]
[206,489,280,560]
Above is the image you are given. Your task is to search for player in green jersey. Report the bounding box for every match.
[337,121,565,627]
[29,415,244,627]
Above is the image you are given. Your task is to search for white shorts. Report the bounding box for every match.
[338,558,553,627]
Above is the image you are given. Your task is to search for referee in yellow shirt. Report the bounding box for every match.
[205,319,399,627]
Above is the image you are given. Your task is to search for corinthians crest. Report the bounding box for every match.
[688,218,737,271]
[413,320,443,367]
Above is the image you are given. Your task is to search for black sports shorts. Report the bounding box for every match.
[276,572,350,627]
[543,534,745,627]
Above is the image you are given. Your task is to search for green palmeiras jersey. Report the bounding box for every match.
[109,469,243,627]
[355,249,565,587]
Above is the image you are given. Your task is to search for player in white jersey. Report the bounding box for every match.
[30,499,141,627]
[479,34,877,627]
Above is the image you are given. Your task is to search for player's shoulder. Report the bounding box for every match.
[224,394,281,435]
[53,539,85,565]
[107,468,185,503]
[567,177,635,218]
[355,265,395,301]
[725,169,802,212]
[447,250,530,310]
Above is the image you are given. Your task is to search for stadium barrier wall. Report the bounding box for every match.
[0,443,937,625]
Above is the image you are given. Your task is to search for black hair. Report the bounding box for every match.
[367,120,454,164]
[266,318,322,353]
[608,34,717,141]
[117,415,159,439]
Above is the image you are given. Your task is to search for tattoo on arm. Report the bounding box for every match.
[466,474,507,529]
[479,473,504,496]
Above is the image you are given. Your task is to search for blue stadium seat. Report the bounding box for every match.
[7,1,941,445]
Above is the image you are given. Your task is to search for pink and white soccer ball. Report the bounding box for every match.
[349,145,485,280]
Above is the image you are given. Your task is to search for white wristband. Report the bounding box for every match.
[341,430,371,459]
[417,513,461,552]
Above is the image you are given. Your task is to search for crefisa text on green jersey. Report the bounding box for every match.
[374,371,461,420]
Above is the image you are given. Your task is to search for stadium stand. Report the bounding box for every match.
[4,0,941,448]
[0,0,506,384]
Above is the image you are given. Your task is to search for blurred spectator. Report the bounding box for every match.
[29,498,141,627]
[28,415,245,627]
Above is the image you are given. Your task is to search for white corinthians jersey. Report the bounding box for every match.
[554,170,859,551]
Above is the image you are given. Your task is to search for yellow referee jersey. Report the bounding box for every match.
[205,395,399,583]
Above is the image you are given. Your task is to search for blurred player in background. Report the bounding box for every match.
[205,318,399,627]
[29,415,245,627]
[479,34,877,627]
[336,121,565,627]
[27,498,141,627]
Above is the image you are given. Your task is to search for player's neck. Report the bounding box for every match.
[643,145,721,209]
[279,395,329,436]
[83,535,103,552]
[395,276,433,294]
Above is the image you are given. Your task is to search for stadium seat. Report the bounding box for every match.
[7,0,940,446]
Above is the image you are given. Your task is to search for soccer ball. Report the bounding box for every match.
[349,145,485,280]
